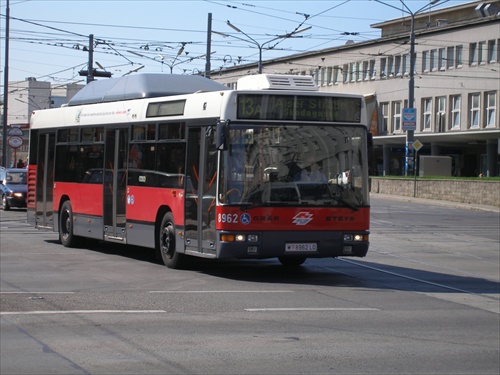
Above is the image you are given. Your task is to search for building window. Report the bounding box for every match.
[380,102,389,134]
[422,98,432,131]
[487,40,497,63]
[369,59,376,79]
[403,53,410,75]
[320,67,326,86]
[456,45,463,67]
[333,66,341,84]
[380,58,387,78]
[363,61,369,80]
[497,39,500,62]
[469,93,481,128]
[469,43,478,65]
[430,49,437,71]
[478,41,487,64]
[422,50,429,73]
[392,101,402,132]
[326,67,333,85]
[447,47,455,69]
[436,96,446,132]
[485,92,497,128]
[394,55,402,76]
[388,56,394,77]
[450,95,461,129]
[438,48,446,70]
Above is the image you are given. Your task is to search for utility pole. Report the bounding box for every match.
[79,34,111,82]
[88,34,94,83]
[2,0,10,167]
[205,13,212,79]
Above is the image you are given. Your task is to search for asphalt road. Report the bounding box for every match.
[1,196,499,375]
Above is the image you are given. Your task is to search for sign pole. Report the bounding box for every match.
[412,139,423,197]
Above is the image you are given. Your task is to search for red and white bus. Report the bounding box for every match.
[28,73,371,268]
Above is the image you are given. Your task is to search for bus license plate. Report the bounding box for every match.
[285,243,317,252]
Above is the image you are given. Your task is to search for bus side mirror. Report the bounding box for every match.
[216,121,228,150]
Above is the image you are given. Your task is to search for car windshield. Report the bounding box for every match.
[219,124,369,209]
[6,171,27,184]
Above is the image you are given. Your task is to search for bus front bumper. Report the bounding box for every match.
[216,230,369,260]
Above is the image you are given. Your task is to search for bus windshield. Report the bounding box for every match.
[219,124,369,209]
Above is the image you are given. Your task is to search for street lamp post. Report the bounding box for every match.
[216,22,311,74]
[373,0,441,176]
[2,0,10,167]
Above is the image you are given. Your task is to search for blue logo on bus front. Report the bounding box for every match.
[240,213,251,225]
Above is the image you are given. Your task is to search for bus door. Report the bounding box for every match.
[35,132,55,230]
[103,128,128,243]
[184,126,217,256]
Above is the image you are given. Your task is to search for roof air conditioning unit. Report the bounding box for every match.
[237,74,318,91]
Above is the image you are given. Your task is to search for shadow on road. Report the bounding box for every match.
[47,238,500,295]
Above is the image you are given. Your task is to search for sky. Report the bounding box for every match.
[0,0,474,86]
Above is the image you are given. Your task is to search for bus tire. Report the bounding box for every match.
[159,212,184,269]
[278,256,306,267]
[59,200,76,247]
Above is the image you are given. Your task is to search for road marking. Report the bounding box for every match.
[0,310,166,316]
[1,292,75,294]
[244,308,379,312]
[149,290,294,293]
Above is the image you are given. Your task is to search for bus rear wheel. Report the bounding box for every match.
[278,256,306,267]
[159,212,185,269]
[59,200,76,247]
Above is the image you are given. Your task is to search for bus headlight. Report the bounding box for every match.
[353,234,364,242]
[343,233,368,242]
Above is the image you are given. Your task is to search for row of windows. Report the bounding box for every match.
[55,141,187,188]
[379,91,497,134]
[469,39,500,66]
[55,123,187,187]
[307,39,499,86]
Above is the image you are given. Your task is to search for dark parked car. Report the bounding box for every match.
[0,167,27,210]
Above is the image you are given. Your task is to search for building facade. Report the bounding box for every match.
[211,1,500,177]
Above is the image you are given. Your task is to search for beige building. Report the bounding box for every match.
[211,1,500,177]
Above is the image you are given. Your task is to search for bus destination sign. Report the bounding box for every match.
[237,94,361,123]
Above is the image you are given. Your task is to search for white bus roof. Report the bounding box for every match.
[67,74,229,106]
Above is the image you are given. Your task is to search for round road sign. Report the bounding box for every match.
[8,136,23,149]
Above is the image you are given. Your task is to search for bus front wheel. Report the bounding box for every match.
[159,212,185,269]
[59,200,76,247]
